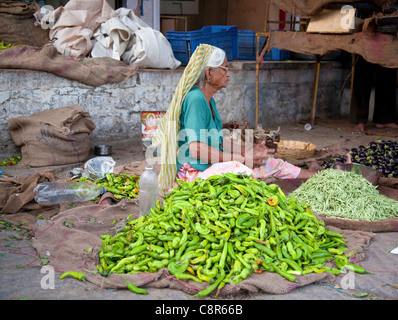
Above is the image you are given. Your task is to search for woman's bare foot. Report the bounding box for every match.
[375,123,398,129]
[296,168,317,179]
[352,123,365,132]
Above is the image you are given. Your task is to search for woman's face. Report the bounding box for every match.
[207,57,230,90]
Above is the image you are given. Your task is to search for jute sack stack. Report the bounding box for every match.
[8,105,96,167]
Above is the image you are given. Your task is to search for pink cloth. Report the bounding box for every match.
[176,158,301,183]
[252,158,301,179]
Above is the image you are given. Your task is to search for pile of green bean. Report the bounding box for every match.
[288,169,398,221]
[97,173,369,297]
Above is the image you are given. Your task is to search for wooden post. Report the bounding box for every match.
[310,55,321,126]
[255,0,270,130]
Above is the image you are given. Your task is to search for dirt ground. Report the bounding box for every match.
[0,118,397,304]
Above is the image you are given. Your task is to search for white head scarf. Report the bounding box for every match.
[152,44,226,192]
[206,47,226,68]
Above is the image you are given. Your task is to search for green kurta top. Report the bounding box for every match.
[177,86,224,172]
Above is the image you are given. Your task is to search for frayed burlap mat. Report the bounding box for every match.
[31,199,374,298]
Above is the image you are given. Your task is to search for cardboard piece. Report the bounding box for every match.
[307,8,363,34]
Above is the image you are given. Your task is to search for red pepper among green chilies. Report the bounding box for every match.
[267,196,279,207]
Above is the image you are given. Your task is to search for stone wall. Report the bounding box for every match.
[0,61,349,157]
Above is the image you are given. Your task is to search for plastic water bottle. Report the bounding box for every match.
[34,182,105,206]
[139,164,158,216]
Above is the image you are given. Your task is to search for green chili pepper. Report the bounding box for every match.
[335,256,371,274]
[252,241,276,258]
[236,213,255,229]
[105,186,124,195]
[202,234,218,243]
[106,173,114,186]
[191,266,226,298]
[279,257,302,272]
[195,222,211,235]
[175,242,189,260]
[59,271,86,282]
[227,242,237,260]
[168,260,189,275]
[325,230,344,238]
[324,266,342,275]
[191,252,208,264]
[310,250,333,260]
[197,267,214,282]
[224,173,246,184]
[175,273,203,283]
[206,252,221,269]
[129,244,147,255]
[270,262,297,282]
[218,241,228,269]
[286,241,297,260]
[236,252,251,270]
[208,184,217,199]
[121,276,147,295]
[110,255,137,272]
[232,267,251,283]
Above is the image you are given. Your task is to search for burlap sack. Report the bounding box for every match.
[0,168,57,214]
[271,0,397,18]
[8,105,96,167]
[0,45,140,86]
[0,0,49,47]
[265,30,398,68]
[31,198,374,297]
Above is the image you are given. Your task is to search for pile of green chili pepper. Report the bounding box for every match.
[79,173,140,200]
[97,173,370,297]
[0,156,22,166]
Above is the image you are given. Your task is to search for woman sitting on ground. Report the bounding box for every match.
[152,44,316,192]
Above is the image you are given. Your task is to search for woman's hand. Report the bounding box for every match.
[244,140,275,167]
[231,153,245,164]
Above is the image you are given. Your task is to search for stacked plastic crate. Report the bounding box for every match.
[166,26,290,64]
[166,26,238,65]
[237,30,291,61]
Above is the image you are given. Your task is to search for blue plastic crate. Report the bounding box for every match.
[237,30,290,61]
[166,26,238,65]
[238,30,267,60]
[264,48,291,61]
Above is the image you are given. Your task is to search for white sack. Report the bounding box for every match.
[49,0,117,58]
[123,27,181,69]
[91,17,131,60]
[91,8,181,69]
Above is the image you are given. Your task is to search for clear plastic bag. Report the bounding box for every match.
[82,156,116,180]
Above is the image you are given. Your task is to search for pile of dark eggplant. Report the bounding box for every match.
[321,140,398,178]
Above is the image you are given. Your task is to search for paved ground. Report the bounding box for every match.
[1,119,397,304]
